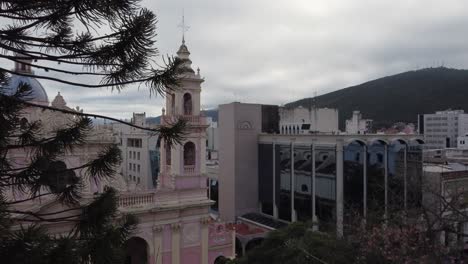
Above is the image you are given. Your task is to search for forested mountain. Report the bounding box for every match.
[286,67,468,129]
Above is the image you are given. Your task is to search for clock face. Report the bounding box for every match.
[183,223,200,245]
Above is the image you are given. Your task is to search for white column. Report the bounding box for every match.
[291,142,296,222]
[363,145,367,219]
[273,142,278,219]
[200,137,207,174]
[312,144,318,231]
[171,223,181,264]
[336,141,344,237]
[153,226,163,264]
[200,218,209,264]
[404,145,408,211]
[384,145,388,219]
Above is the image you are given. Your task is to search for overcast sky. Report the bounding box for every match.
[21,0,468,118]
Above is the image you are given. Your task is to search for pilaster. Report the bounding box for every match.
[171,223,181,264]
[200,217,210,264]
[153,226,163,264]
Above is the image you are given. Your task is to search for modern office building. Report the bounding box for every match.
[419,110,468,149]
[219,102,424,236]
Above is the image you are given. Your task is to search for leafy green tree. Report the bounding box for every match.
[0,0,185,263]
[233,222,356,264]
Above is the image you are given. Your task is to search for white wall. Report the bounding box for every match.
[279,106,339,134]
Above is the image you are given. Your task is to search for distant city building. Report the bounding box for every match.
[418,110,468,149]
[345,110,372,134]
[377,122,416,135]
[279,106,339,134]
[458,133,468,150]
[112,112,159,190]
[219,102,424,244]
[424,148,468,164]
[423,162,468,244]
[206,117,219,160]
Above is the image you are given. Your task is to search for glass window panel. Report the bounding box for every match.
[258,144,274,216]
[294,145,313,222]
[343,142,364,226]
[367,143,386,220]
[315,146,336,231]
[388,142,406,214]
[277,144,292,222]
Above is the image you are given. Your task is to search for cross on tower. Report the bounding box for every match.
[178,10,190,44]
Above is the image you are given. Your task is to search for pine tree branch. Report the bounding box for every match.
[19,99,184,136]
[4,192,53,205]
[0,66,149,88]
[0,55,109,76]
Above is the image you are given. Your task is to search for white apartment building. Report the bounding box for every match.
[206,117,219,160]
[345,110,373,134]
[458,134,468,149]
[279,106,339,134]
[420,110,468,149]
[112,112,159,190]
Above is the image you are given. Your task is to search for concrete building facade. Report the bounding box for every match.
[345,110,373,134]
[113,112,159,190]
[419,110,468,149]
[279,106,339,134]
[219,102,424,237]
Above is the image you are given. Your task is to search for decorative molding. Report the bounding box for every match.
[200,217,211,225]
[152,225,163,233]
[237,121,253,130]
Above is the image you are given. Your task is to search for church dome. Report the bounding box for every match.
[1,59,49,105]
[3,74,49,105]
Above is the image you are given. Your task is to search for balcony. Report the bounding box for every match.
[184,165,196,175]
[161,115,206,126]
[118,192,155,209]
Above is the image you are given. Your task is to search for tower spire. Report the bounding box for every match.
[178,9,190,44]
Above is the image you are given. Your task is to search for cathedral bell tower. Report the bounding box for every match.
[158,40,208,191]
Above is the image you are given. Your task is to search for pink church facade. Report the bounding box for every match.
[6,40,234,264]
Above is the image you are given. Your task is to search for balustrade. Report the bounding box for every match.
[118,192,155,208]
[162,115,206,125]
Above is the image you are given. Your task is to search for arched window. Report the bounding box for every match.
[183,93,192,115]
[183,142,196,166]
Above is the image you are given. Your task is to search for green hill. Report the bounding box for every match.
[286,67,468,130]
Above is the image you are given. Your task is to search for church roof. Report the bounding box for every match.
[176,41,195,74]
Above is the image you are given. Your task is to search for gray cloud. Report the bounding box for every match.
[7,0,468,118]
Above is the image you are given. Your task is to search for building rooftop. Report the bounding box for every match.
[423,162,468,173]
